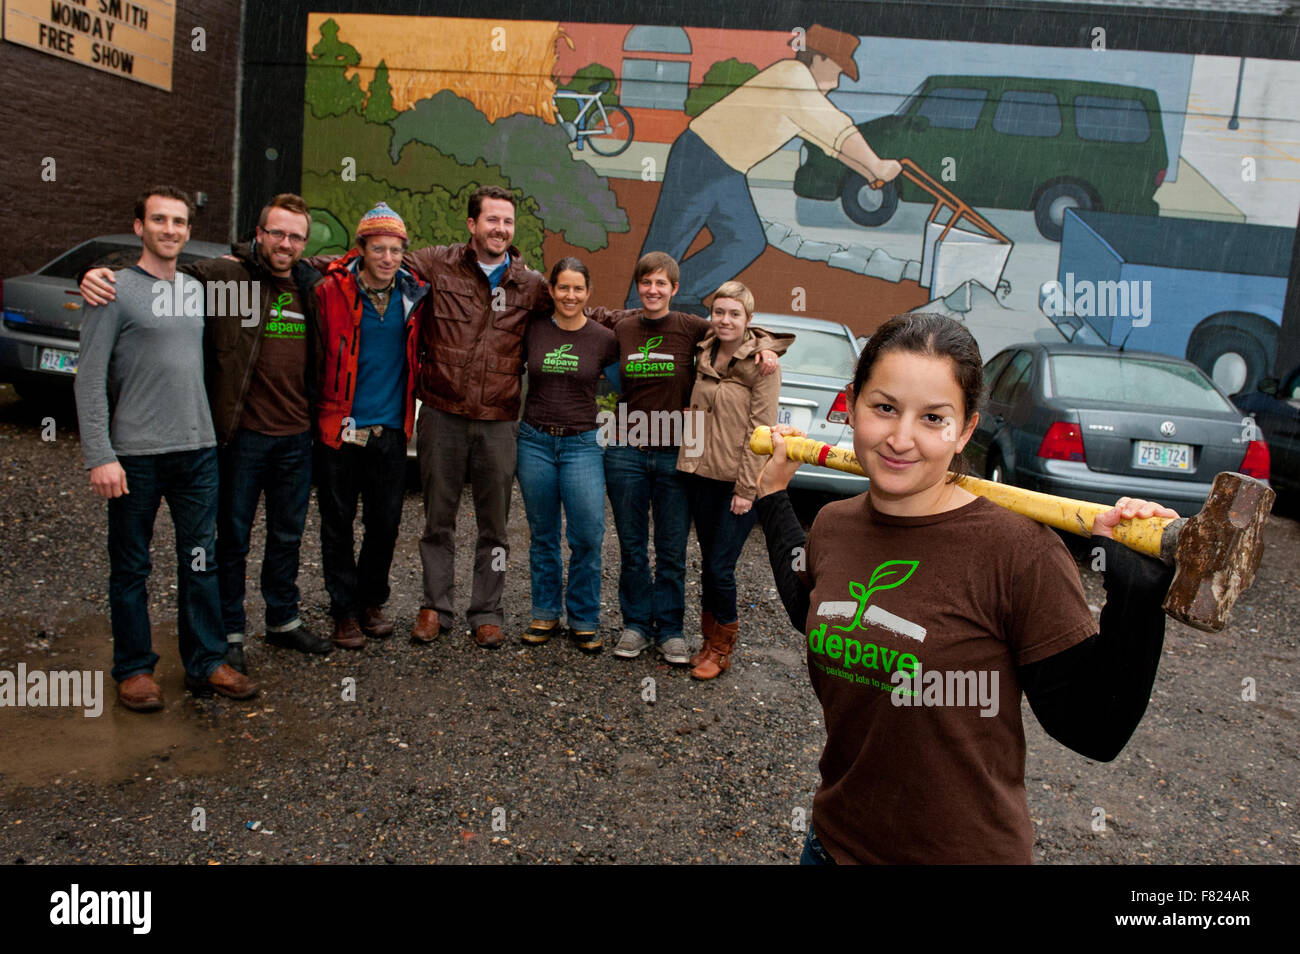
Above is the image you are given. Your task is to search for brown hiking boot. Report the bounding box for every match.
[360,606,394,638]
[118,673,164,712]
[333,616,365,649]
[473,624,504,649]
[187,663,259,700]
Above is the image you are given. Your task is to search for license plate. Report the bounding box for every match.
[1135,440,1190,470]
[39,348,78,374]
[777,405,812,432]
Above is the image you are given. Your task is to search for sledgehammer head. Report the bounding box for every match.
[1163,472,1275,633]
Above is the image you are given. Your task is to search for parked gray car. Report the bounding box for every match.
[0,234,230,400]
[749,313,869,497]
[968,342,1270,508]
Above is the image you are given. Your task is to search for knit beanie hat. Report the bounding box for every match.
[355,201,407,243]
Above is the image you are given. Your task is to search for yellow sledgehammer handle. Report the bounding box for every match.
[749,426,1172,558]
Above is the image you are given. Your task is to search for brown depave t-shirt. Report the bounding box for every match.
[240,277,310,436]
[801,493,1096,864]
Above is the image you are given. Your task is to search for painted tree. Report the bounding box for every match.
[364,60,399,124]
[306,18,365,118]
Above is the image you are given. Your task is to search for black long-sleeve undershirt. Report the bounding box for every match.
[756,491,1174,762]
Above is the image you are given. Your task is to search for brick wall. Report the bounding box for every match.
[0,0,241,277]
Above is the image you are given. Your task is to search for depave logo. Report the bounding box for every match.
[809,560,924,689]
[542,341,580,373]
[50,884,151,934]
[264,291,305,338]
[625,335,674,378]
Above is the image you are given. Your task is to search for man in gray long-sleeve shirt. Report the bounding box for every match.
[75,186,258,710]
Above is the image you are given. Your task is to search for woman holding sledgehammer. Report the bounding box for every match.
[755,312,1178,864]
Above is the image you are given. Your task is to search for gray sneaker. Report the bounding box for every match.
[657,636,690,665]
[613,629,651,658]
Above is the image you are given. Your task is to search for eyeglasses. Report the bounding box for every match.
[261,227,308,245]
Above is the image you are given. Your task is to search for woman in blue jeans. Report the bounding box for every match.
[677,281,785,679]
[516,258,620,651]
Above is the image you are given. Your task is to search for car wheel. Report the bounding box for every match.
[840,173,899,227]
[987,452,1008,484]
[1186,312,1277,396]
[1033,182,1094,241]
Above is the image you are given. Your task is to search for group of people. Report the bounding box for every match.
[76,183,790,713]
[76,182,1183,865]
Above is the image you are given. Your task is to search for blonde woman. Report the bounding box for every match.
[678,281,788,679]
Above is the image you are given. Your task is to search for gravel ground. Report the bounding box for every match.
[0,385,1296,865]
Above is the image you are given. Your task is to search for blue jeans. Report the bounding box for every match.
[516,422,606,631]
[604,444,690,641]
[107,448,228,682]
[687,474,758,624]
[625,128,767,312]
[217,428,313,635]
[800,823,837,866]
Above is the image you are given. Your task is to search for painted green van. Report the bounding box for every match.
[793,75,1168,240]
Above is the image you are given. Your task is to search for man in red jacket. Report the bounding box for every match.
[313,203,428,648]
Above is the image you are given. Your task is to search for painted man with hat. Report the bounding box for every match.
[624,23,902,313]
[312,202,429,649]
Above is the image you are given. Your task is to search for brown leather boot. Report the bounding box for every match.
[691,619,739,681]
[118,672,164,712]
[690,611,717,668]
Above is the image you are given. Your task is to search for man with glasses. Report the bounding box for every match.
[81,193,331,674]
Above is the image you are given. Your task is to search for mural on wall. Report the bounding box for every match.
[302,13,1300,398]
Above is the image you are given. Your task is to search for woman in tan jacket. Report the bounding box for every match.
[678,281,787,679]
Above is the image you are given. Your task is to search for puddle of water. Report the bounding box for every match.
[0,615,227,792]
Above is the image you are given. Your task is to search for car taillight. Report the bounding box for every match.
[1240,440,1270,481]
[1038,421,1086,462]
[827,390,849,424]
[1155,168,1167,188]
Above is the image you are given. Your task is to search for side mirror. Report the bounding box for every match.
[1258,377,1279,396]
[909,114,931,132]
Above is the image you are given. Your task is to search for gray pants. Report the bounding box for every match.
[417,404,517,629]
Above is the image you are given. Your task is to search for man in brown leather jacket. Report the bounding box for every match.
[405,186,550,648]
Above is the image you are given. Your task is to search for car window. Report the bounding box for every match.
[39,240,136,279]
[766,328,856,380]
[982,351,1013,392]
[990,350,1032,404]
[992,90,1062,138]
[1074,95,1151,143]
[916,87,988,130]
[1050,355,1236,412]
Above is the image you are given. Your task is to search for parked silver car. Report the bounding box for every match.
[0,234,230,400]
[750,313,868,496]
[968,342,1270,508]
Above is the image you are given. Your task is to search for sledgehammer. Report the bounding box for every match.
[749,425,1275,633]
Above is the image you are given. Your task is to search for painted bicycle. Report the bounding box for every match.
[552,80,635,157]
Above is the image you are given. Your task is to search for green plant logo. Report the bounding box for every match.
[272,291,292,321]
[639,335,663,361]
[832,560,918,634]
